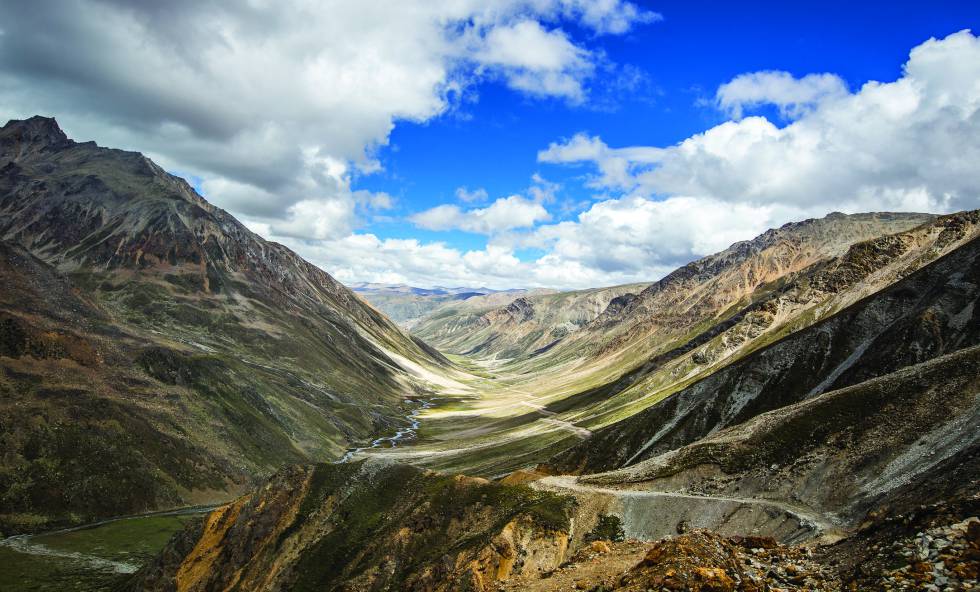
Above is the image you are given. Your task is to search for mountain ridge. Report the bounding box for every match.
[0,116,453,534]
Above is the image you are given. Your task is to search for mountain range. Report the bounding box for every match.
[349,282,553,328]
[1,116,978,591]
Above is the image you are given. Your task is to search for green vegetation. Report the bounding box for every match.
[585,515,625,543]
[286,463,574,591]
[0,509,206,592]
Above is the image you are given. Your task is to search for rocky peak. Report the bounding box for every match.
[498,296,536,323]
[0,116,73,159]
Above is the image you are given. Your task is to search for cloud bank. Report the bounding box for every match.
[3,6,978,289]
[0,0,655,240]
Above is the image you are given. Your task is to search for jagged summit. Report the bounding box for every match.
[0,115,74,155]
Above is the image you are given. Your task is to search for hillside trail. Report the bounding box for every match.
[535,475,839,533]
[533,475,839,544]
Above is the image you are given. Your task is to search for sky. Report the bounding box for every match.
[1,1,979,289]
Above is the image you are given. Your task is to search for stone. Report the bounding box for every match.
[693,567,735,592]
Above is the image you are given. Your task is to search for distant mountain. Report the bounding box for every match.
[412,283,648,359]
[128,215,980,592]
[391,211,975,480]
[350,282,553,328]
[0,116,450,533]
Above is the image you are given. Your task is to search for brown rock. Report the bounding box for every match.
[967,520,980,547]
[693,567,735,592]
[589,540,612,554]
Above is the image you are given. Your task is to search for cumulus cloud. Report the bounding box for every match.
[332,29,979,289]
[715,71,849,119]
[557,0,663,35]
[411,195,551,234]
[0,0,654,239]
[540,30,980,217]
[470,19,594,102]
[538,133,662,190]
[5,5,977,291]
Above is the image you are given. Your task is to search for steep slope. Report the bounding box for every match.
[128,344,980,591]
[122,217,980,591]
[574,345,980,520]
[126,461,575,592]
[0,116,450,533]
[549,223,980,475]
[412,283,647,359]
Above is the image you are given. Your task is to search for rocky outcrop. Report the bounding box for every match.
[127,461,575,592]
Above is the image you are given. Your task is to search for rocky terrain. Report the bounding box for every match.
[0,117,451,534]
[548,219,980,475]
[3,115,980,592]
[120,212,980,591]
[357,211,980,481]
[126,461,575,592]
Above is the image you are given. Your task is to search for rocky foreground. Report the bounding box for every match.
[125,459,980,591]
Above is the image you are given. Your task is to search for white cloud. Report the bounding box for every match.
[0,0,654,239]
[716,71,848,119]
[411,195,551,234]
[539,30,980,216]
[455,186,489,203]
[471,19,593,102]
[556,0,663,35]
[538,133,662,190]
[239,30,980,290]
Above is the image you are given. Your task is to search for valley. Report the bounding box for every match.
[1,116,978,591]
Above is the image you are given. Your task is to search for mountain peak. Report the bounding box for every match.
[1,115,72,149]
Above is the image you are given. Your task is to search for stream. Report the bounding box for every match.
[337,397,434,463]
[0,504,218,575]
[0,399,434,579]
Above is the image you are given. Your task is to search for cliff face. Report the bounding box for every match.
[128,461,574,592]
[0,117,449,534]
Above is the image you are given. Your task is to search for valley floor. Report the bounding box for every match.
[0,508,211,591]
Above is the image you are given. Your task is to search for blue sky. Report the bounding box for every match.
[352,0,980,275]
[3,1,979,288]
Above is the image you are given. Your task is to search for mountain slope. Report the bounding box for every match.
[120,213,980,591]
[576,345,980,519]
[367,212,975,479]
[0,116,450,533]
[126,461,574,592]
[548,222,980,474]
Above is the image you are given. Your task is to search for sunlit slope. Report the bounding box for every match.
[371,211,979,476]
